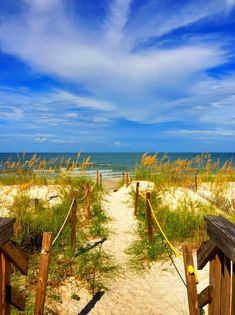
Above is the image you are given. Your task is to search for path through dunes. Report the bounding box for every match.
[88,183,189,315]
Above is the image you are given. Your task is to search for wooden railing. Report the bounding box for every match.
[0,218,29,314]
[183,215,235,315]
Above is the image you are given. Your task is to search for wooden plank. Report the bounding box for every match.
[134,182,139,216]
[198,286,213,308]
[208,251,223,315]
[221,255,231,315]
[86,183,91,220]
[0,241,28,275]
[0,218,16,247]
[1,253,11,315]
[197,239,219,270]
[6,285,26,311]
[232,263,235,315]
[205,216,235,264]
[99,173,102,189]
[146,192,153,242]
[182,244,200,315]
[0,252,2,315]
[34,232,52,315]
[70,195,77,255]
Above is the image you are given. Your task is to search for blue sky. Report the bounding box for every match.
[0,0,235,152]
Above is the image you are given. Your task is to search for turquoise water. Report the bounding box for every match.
[0,152,235,178]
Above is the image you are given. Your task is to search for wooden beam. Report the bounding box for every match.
[205,216,235,264]
[0,241,28,275]
[198,286,213,308]
[197,239,218,270]
[0,218,16,247]
[6,285,26,311]
[34,232,52,315]
[182,244,199,315]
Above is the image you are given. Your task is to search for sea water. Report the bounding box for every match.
[0,152,235,178]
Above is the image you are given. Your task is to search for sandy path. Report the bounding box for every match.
[87,184,190,315]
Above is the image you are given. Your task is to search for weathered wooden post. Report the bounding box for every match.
[125,171,129,187]
[182,244,200,315]
[1,252,11,314]
[34,232,52,315]
[96,170,99,187]
[134,182,139,216]
[146,192,153,242]
[99,173,102,189]
[70,193,77,255]
[195,170,198,192]
[122,172,125,185]
[86,183,91,220]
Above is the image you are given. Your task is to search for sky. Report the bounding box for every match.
[0,0,235,152]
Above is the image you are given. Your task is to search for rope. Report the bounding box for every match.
[138,190,199,283]
[52,198,75,246]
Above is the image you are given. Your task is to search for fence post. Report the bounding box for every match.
[134,182,139,216]
[96,170,99,187]
[70,193,77,255]
[125,171,129,187]
[99,173,102,189]
[122,172,125,185]
[146,192,153,242]
[86,183,91,220]
[1,253,11,315]
[34,232,52,315]
[182,244,199,315]
[194,170,198,192]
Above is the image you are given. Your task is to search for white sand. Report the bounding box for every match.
[49,182,209,315]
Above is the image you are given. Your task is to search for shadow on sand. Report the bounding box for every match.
[78,291,104,315]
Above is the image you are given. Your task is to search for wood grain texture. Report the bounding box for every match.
[198,286,213,308]
[34,232,52,315]
[6,286,26,311]
[182,244,199,315]
[1,253,10,315]
[0,218,15,247]
[0,241,28,275]
[197,239,218,270]
[221,254,231,315]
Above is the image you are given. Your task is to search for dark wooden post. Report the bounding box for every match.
[1,253,11,315]
[134,182,139,216]
[70,193,77,255]
[221,254,231,315]
[96,170,99,187]
[125,171,129,187]
[182,244,200,315]
[34,232,52,315]
[35,199,39,211]
[99,173,102,189]
[194,170,198,192]
[146,192,153,242]
[86,183,91,220]
[232,263,235,315]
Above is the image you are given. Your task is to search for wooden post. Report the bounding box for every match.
[35,199,39,211]
[221,254,231,315]
[134,182,139,216]
[208,251,223,315]
[146,192,153,242]
[182,244,200,315]
[99,173,102,189]
[125,171,129,187]
[34,232,52,315]
[70,193,77,255]
[232,263,235,315]
[1,253,10,315]
[96,170,99,187]
[194,171,198,192]
[86,183,91,220]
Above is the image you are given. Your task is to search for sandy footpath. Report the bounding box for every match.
[51,181,209,315]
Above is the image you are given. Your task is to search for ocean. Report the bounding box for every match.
[0,152,235,178]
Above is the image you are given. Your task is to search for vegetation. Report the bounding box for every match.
[128,153,235,269]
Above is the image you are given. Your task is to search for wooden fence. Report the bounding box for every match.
[183,215,235,315]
